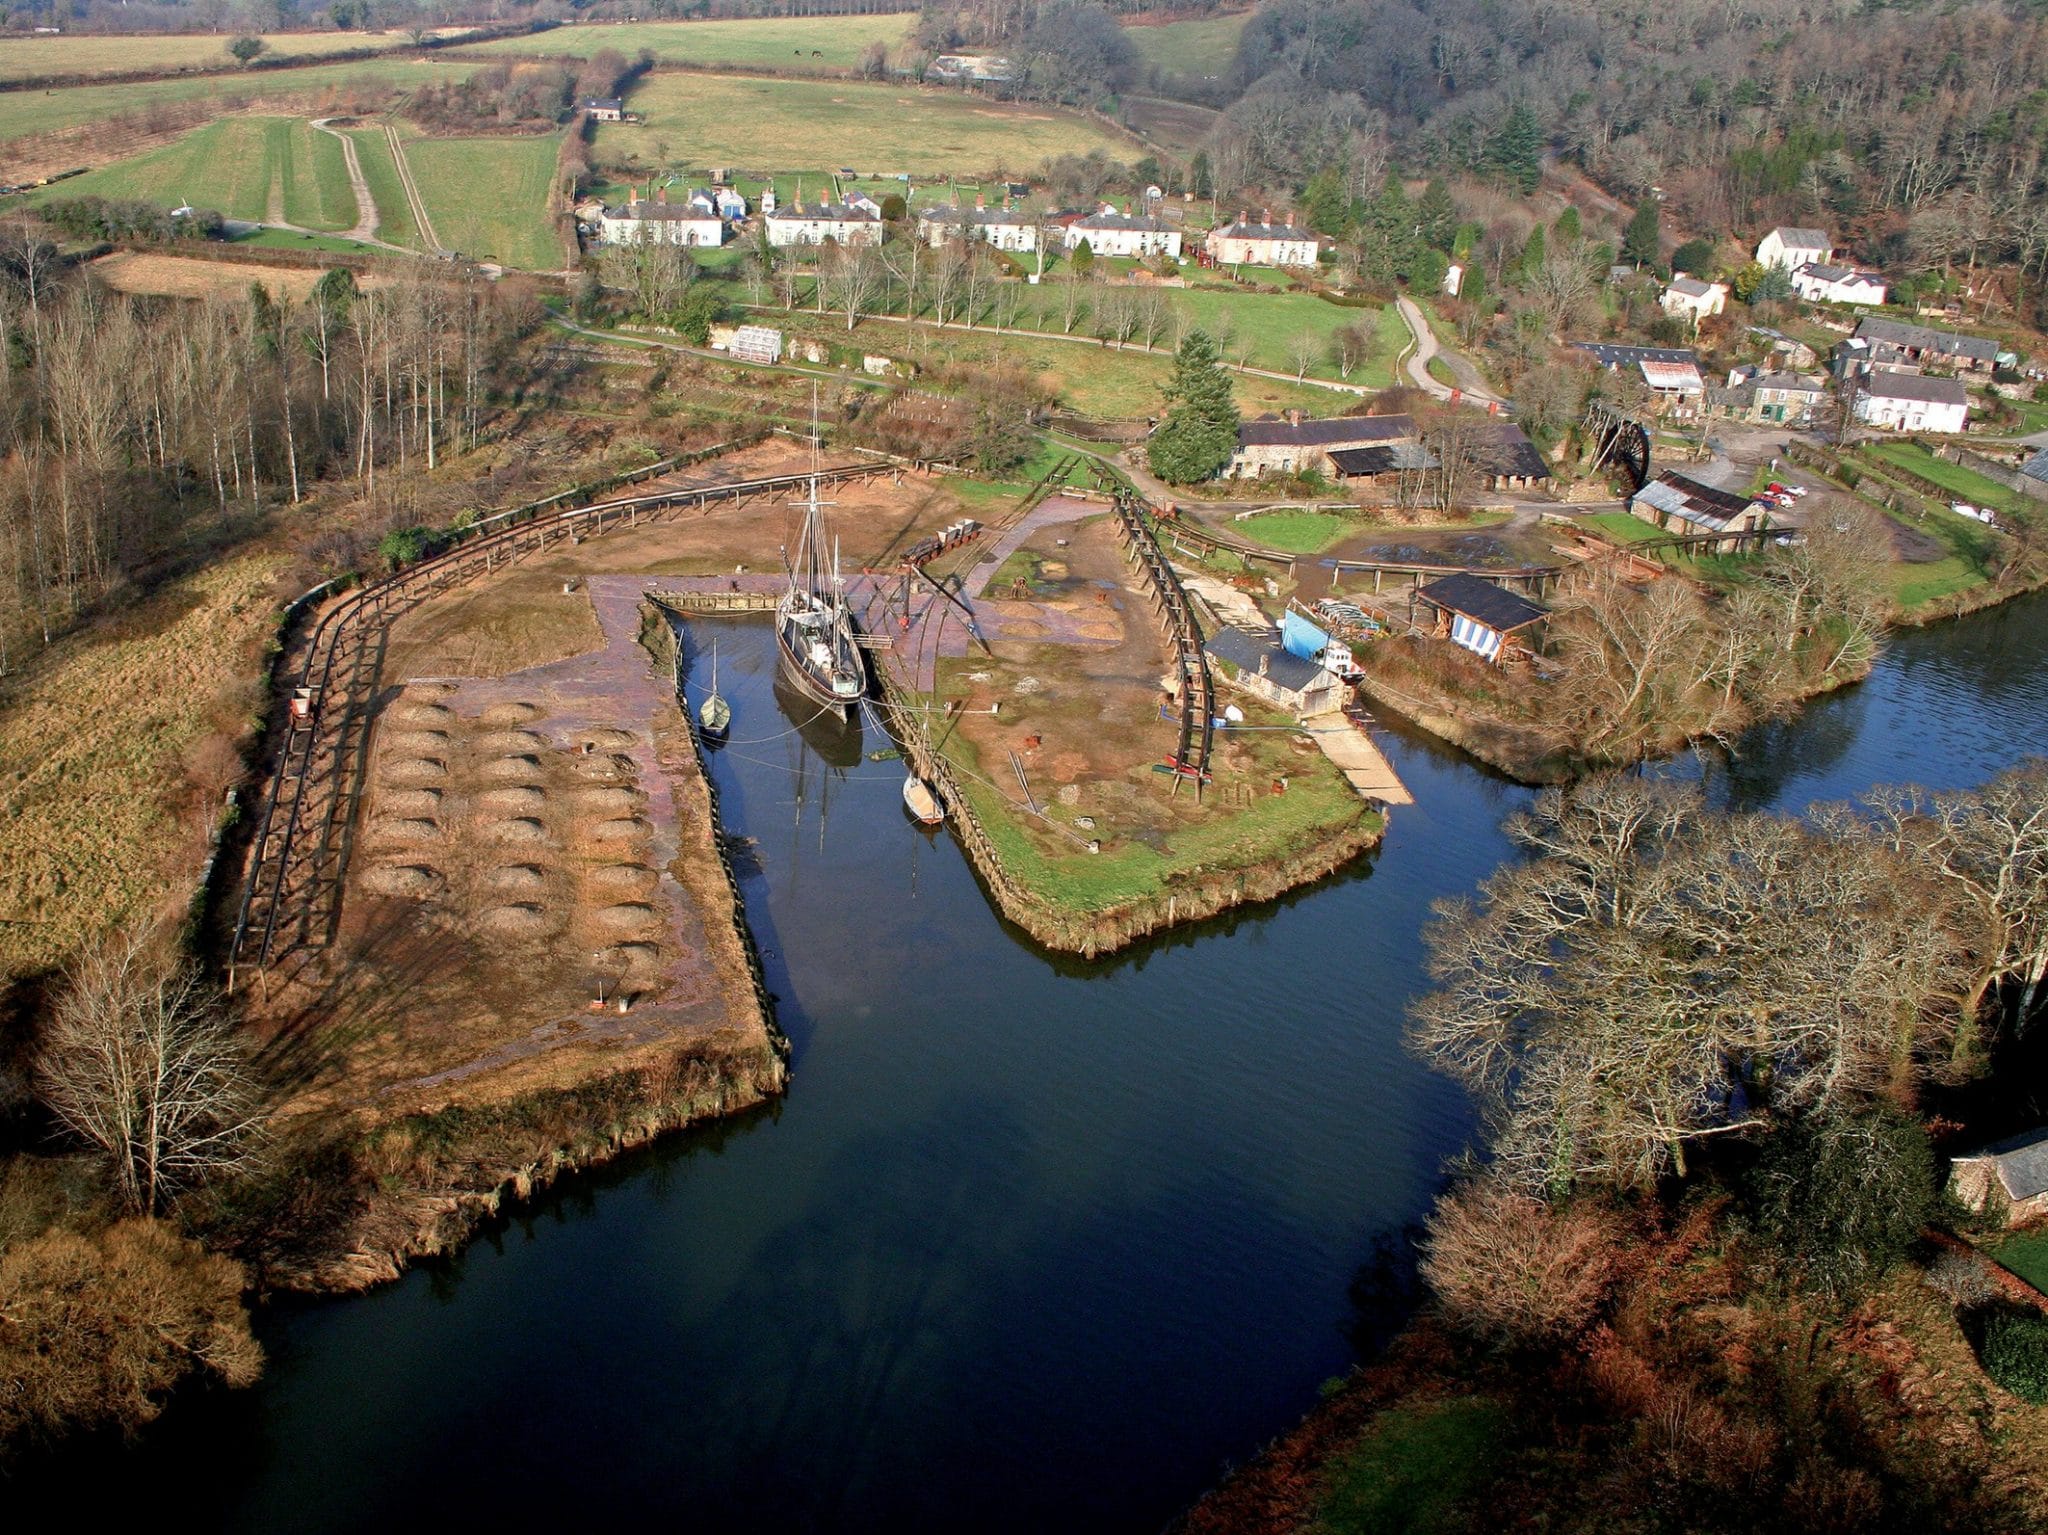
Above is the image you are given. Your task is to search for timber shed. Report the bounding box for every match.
[1413,573,1548,664]
[1951,1126,2048,1226]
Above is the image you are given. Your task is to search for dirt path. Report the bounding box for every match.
[384,123,444,254]
[310,117,385,245]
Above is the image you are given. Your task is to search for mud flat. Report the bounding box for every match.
[246,574,783,1293]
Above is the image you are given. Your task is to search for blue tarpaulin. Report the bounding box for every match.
[1281,610,1329,663]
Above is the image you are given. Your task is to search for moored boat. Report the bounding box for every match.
[698,639,731,740]
[902,774,943,826]
[774,390,867,721]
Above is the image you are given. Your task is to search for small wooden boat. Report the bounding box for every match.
[902,774,943,826]
[698,640,731,740]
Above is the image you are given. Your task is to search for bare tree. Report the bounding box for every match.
[1288,329,1320,382]
[1421,1177,1622,1344]
[37,929,264,1216]
[821,243,885,332]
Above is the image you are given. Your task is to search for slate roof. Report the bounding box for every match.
[765,203,879,223]
[1328,442,1436,477]
[919,206,1035,230]
[1854,317,1999,363]
[1214,220,1315,242]
[2020,448,2048,485]
[1238,414,1415,449]
[1415,573,1548,633]
[1074,210,1175,233]
[1667,277,1719,298]
[1573,342,1701,369]
[605,203,723,222]
[1753,371,1824,393]
[585,97,623,112]
[1768,225,1831,249]
[1462,421,1551,480]
[1797,263,1879,285]
[1204,627,1324,692]
[1956,1126,2048,1203]
[1862,371,1970,406]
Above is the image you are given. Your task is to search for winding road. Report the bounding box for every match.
[1396,295,1503,407]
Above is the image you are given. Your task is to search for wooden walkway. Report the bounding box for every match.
[1303,713,1412,806]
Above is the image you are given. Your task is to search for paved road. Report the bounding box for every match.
[1395,296,1503,406]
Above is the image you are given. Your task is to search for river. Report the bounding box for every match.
[52,592,2048,1532]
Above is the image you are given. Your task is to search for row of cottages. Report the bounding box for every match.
[1840,315,1999,378]
[1660,276,1727,324]
[1790,262,1888,306]
[917,201,1038,252]
[597,189,728,248]
[1064,205,1182,259]
[1204,214,1322,268]
[1756,225,1833,270]
[1629,470,1772,549]
[765,200,883,248]
[1226,412,1550,491]
[1571,343,1706,417]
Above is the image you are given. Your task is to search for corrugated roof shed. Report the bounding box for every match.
[1632,471,1759,532]
[1415,573,1548,633]
[1328,442,1436,477]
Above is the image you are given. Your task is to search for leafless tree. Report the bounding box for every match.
[1288,329,1320,382]
[1421,1177,1623,1345]
[37,929,264,1216]
[1329,321,1374,380]
[821,243,886,332]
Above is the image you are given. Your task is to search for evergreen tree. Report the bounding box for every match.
[1189,151,1213,200]
[1553,205,1581,245]
[1418,179,1456,252]
[1519,223,1547,284]
[1148,330,1240,484]
[1071,237,1094,274]
[1301,165,1351,237]
[1371,175,1417,277]
[1623,198,1661,267]
[1490,103,1542,194]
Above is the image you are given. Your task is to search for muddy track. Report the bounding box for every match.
[383,123,444,254]
[309,117,384,246]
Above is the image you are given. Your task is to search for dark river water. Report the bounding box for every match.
[50,592,2048,1532]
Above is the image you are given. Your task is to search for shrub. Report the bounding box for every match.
[1980,1307,2048,1403]
[1747,1103,1936,1297]
[1924,1248,1999,1308]
[1420,1177,1622,1346]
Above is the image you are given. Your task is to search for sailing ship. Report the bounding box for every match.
[775,392,867,721]
[698,639,731,741]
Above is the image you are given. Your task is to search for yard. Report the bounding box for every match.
[462,15,917,73]
[404,131,564,269]
[29,116,357,229]
[593,74,1134,179]
[1235,510,1360,554]
[1994,1228,2048,1295]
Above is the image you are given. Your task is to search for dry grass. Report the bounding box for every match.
[0,30,463,84]
[90,251,397,304]
[379,568,606,678]
[0,550,286,983]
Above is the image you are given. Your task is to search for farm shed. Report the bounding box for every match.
[1412,574,1548,665]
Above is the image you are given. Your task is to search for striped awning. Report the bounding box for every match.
[1450,614,1503,662]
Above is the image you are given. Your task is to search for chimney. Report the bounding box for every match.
[1262,207,1271,226]
[1238,209,1247,228]
[1286,408,1304,426]
[1258,653,1270,677]
[656,185,665,204]
[628,185,640,207]
[975,192,985,210]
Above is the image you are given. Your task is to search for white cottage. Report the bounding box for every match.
[1791,263,1887,306]
[597,193,726,248]
[1205,214,1321,268]
[918,202,1039,252]
[1064,205,1182,259]
[1660,276,1728,323]
[765,201,883,248]
[1756,225,1833,270]
[1853,371,1970,433]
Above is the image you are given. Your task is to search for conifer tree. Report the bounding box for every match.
[1148,330,1240,484]
[1491,104,1542,194]
[1623,198,1662,268]
[1418,179,1457,252]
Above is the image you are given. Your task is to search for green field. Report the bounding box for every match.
[463,15,916,73]
[346,127,419,247]
[0,57,472,151]
[405,133,562,268]
[1124,13,1251,79]
[594,74,1133,177]
[1235,511,1358,553]
[1863,440,2024,515]
[26,116,355,229]
[0,28,462,84]
[1315,1397,1506,1535]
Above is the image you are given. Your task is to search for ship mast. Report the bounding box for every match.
[788,381,835,604]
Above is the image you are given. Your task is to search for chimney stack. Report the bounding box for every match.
[975,192,985,211]
[629,185,640,207]
[656,185,666,204]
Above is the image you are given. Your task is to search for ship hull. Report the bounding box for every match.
[774,620,861,722]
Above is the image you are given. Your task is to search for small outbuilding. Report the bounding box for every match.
[1204,626,1347,717]
[1412,573,1548,665]
[1950,1126,2048,1226]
